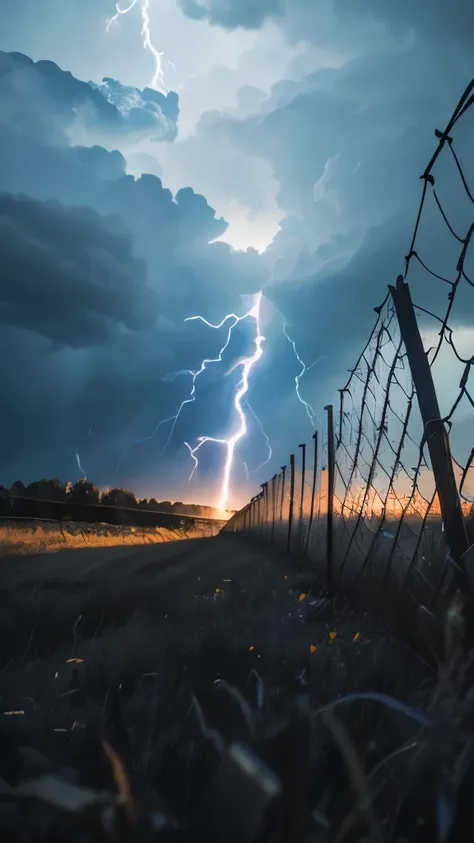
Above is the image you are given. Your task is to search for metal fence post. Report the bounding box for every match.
[259,484,265,532]
[287,454,295,553]
[325,406,335,596]
[262,482,269,529]
[305,431,319,556]
[389,276,469,591]
[271,474,277,541]
[298,443,306,522]
[280,466,287,521]
[298,443,306,557]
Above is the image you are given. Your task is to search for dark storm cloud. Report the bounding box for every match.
[89,78,179,140]
[0,50,179,141]
[2,0,471,502]
[175,6,473,352]
[0,47,262,320]
[178,0,282,28]
[0,46,269,494]
[0,193,156,346]
[335,0,474,46]
[93,174,265,322]
[171,0,474,494]
[178,0,474,45]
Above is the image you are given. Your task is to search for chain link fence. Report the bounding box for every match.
[223,77,474,625]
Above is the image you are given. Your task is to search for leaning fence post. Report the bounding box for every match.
[287,454,295,553]
[280,466,287,521]
[325,405,335,596]
[305,431,319,556]
[389,276,469,592]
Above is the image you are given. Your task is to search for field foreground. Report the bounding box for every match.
[0,533,473,842]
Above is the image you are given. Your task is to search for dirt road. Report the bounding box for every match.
[1,533,285,590]
[1,534,302,656]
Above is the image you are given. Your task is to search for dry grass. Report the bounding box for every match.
[0,534,473,842]
[0,518,221,556]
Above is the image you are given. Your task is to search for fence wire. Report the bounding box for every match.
[224,78,474,621]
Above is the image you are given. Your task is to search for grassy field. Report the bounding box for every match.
[0,517,222,556]
[0,533,472,842]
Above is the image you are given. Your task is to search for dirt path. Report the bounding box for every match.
[1,534,299,641]
[1,534,283,589]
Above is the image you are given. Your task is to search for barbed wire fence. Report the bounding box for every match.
[224,77,474,629]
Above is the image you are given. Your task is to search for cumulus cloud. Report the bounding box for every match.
[178,0,474,47]
[179,14,473,338]
[165,0,474,491]
[0,50,179,144]
[178,0,284,29]
[1,0,473,505]
[0,47,271,498]
[0,193,155,346]
[88,77,179,140]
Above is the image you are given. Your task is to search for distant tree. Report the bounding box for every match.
[25,480,49,499]
[68,479,100,505]
[147,498,160,511]
[47,478,68,501]
[25,478,68,501]
[0,485,11,515]
[10,481,26,497]
[101,488,138,508]
[158,501,172,512]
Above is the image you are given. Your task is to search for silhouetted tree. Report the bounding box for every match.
[10,481,26,497]
[158,501,172,512]
[68,479,100,505]
[25,478,68,501]
[0,485,11,516]
[100,488,138,508]
[47,478,68,501]
[25,480,47,499]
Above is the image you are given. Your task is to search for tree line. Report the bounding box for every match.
[0,478,225,518]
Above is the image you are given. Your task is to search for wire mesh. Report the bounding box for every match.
[224,77,474,618]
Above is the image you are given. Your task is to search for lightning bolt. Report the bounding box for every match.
[245,401,273,474]
[283,324,325,429]
[115,295,266,511]
[184,292,265,512]
[106,0,167,93]
[116,297,319,509]
[115,311,241,472]
[76,451,87,479]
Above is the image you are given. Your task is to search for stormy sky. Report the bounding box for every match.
[0,0,472,508]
